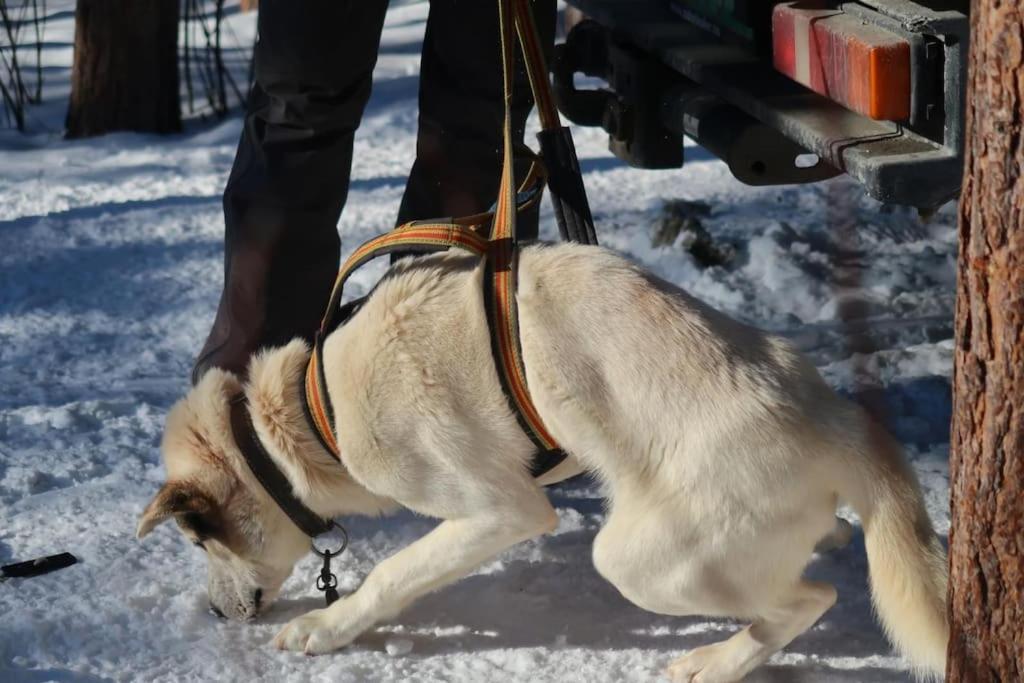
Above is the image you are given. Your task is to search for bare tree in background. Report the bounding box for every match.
[0,0,47,131]
[181,0,252,119]
[65,0,180,137]
[947,1,1024,680]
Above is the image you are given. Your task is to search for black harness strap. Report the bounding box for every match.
[229,394,333,538]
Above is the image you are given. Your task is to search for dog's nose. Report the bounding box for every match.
[253,589,263,611]
[209,602,227,619]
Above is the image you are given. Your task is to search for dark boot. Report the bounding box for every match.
[192,0,389,384]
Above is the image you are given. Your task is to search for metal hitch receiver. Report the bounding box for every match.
[553,20,683,170]
[552,19,839,186]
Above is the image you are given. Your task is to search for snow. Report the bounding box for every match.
[1,2,955,681]
[385,638,415,658]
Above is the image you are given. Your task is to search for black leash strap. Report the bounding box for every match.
[230,395,333,538]
[537,127,598,245]
[509,0,598,247]
[2,552,78,582]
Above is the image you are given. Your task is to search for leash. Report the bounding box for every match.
[511,0,598,245]
[484,0,566,472]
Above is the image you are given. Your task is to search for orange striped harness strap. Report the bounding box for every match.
[303,0,573,476]
[303,220,491,459]
[482,0,566,471]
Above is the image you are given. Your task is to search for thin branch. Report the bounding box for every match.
[183,0,194,113]
[179,0,254,119]
[0,57,23,129]
[214,0,225,116]
[31,0,43,102]
[0,0,46,129]
[0,0,30,108]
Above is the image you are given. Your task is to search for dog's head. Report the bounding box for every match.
[136,370,310,620]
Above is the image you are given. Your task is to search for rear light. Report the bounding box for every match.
[772,2,911,121]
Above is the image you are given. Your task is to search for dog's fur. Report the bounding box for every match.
[138,244,948,681]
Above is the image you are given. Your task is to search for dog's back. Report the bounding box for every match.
[517,243,833,492]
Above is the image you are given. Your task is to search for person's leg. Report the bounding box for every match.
[193,0,390,383]
[396,0,556,239]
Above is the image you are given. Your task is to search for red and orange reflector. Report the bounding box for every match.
[772,2,911,121]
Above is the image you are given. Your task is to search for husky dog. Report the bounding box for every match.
[137,244,948,681]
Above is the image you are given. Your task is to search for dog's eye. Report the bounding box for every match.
[181,512,219,539]
[193,539,206,551]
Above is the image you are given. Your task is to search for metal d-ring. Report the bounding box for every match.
[311,521,349,559]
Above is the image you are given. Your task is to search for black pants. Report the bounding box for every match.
[194,0,556,381]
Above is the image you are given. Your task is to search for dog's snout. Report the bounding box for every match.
[209,602,227,620]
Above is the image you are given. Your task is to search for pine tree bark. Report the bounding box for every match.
[947,2,1024,681]
[65,0,180,138]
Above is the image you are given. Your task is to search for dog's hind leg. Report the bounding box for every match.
[593,486,838,682]
[665,580,837,683]
[274,488,557,655]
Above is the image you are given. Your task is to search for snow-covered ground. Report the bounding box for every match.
[1,2,955,681]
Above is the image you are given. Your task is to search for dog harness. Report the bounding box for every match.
[230,0,598,608]
[301,0,598,479]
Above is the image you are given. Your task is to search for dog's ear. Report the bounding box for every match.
[136,481,215,540]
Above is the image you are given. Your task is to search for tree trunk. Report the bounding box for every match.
[947,1,1024,681]
[65,0,180,137]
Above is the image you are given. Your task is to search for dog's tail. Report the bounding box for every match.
[832,412,948,678]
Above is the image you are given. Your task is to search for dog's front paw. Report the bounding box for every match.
[273,606,361,655]
[665,642,744,683]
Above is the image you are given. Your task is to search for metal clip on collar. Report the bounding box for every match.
[312,522,349,606]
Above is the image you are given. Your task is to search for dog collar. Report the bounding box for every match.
[230,394,348,607]
[229,394,334,538]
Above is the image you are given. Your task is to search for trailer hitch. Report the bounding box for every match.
[552,18,838,186]
[553,20,683,170]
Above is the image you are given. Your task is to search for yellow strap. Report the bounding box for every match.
[486,0,562,452]
[304,347,339,457]
[512,0,560,132]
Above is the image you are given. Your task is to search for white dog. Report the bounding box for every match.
[137,243,948,681]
